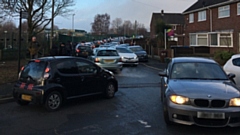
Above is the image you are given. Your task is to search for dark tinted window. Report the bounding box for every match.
[78,46,92,51]
[76,61,97,74]
[116,48,132,53]
[57,60,78,74]
[129,46,144,52]
[232,58,240,67]
[20,61,46,80]
[97,50,119,56]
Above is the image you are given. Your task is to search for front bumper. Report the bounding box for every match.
[121,58,138,65]
[13,86,45,104]
[137,55,148,61]
[167,100,240,127]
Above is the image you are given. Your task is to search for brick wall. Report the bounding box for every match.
[184,2,240,54]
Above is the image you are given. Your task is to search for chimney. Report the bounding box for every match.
[161,10,164,16]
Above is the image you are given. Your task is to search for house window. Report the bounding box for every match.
[220,33,232,46]
[189,13,194,23]
[238,3,240,15]
[218,5,230,18]
[198,10,206,21]
[197,34,208,45]
[190,34,196,46]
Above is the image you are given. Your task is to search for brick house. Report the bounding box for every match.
[183,0,240,54]
[150,10,185,46]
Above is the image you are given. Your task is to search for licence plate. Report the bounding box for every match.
[197,112,225,119]
[21,94,32,101]
[104,59,114,63]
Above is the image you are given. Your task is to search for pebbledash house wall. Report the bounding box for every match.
[184,2,240,54]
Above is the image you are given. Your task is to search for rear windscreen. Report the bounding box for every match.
[97,50,119,56]
[20,61,47,82]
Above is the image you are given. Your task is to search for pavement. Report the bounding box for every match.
[0,56,167,104]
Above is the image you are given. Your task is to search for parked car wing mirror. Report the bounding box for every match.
[228,73,236,79]
[158,71,167,77]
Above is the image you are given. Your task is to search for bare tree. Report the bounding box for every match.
[122,20,132,36]
[0,0,74,39]
[91,13,110,35]
[111,18,122,34]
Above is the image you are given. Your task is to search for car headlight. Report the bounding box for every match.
[229,98,240,106]
[170,95,189,105]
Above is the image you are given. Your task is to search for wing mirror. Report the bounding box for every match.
[158,71,167,77]
[228,73,236,84]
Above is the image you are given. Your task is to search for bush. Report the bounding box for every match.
[213,51,234,65]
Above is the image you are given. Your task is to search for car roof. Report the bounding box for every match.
[96,47,116,51]
[172,57,217,64]
[231,54,240,59]
[128,45,141,48]
[33,56,85,62]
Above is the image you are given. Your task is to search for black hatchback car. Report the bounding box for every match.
[13,56,118,111]
[75,44,93,58]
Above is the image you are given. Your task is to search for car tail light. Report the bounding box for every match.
[43,67,51,79]
[76,49,80,53]
[21,66,25,71]
[45,67,50,73]
[34,59,41,62]
[95,58,100,62]
[119,58,122,62]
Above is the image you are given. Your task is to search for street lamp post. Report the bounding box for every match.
[72,14,75,44]
[4,31,7,49]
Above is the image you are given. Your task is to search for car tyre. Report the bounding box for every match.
[105,82,116,99]
[17,100,30,106]
[163,100,173,125]
[44,91,62,111]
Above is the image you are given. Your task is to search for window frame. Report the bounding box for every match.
[218,5,230,18]
[237,3,240,15]
[198,10,206,22]
[189,13,194,23]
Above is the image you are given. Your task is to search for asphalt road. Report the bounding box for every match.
[0,62,240,135]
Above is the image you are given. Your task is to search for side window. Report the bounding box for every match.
[56,60,78,74]
[232,58,240,67]
[166,61,172,75]
[76,60,97,74]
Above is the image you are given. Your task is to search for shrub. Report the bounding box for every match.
[213,51,234,65]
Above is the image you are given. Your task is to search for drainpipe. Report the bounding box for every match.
[209,8,212,32]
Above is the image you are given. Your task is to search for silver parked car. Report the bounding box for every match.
[90,48,122,72]
[159,57,240,127]
[116,47,138,66]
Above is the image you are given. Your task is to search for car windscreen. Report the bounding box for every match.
[116,48,133,53]
[129,46,143,52]
[170,62,228,80]
[20,61,47,82]
[97,50,119,56]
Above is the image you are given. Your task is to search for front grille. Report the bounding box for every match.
[194,99,226,108]
[193,117,228,126]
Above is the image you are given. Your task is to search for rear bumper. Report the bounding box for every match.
[13,87,45,104]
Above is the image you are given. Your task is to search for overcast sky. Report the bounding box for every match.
[54,0,197,32]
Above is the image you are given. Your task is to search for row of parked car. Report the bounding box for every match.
[74,42,148,73]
